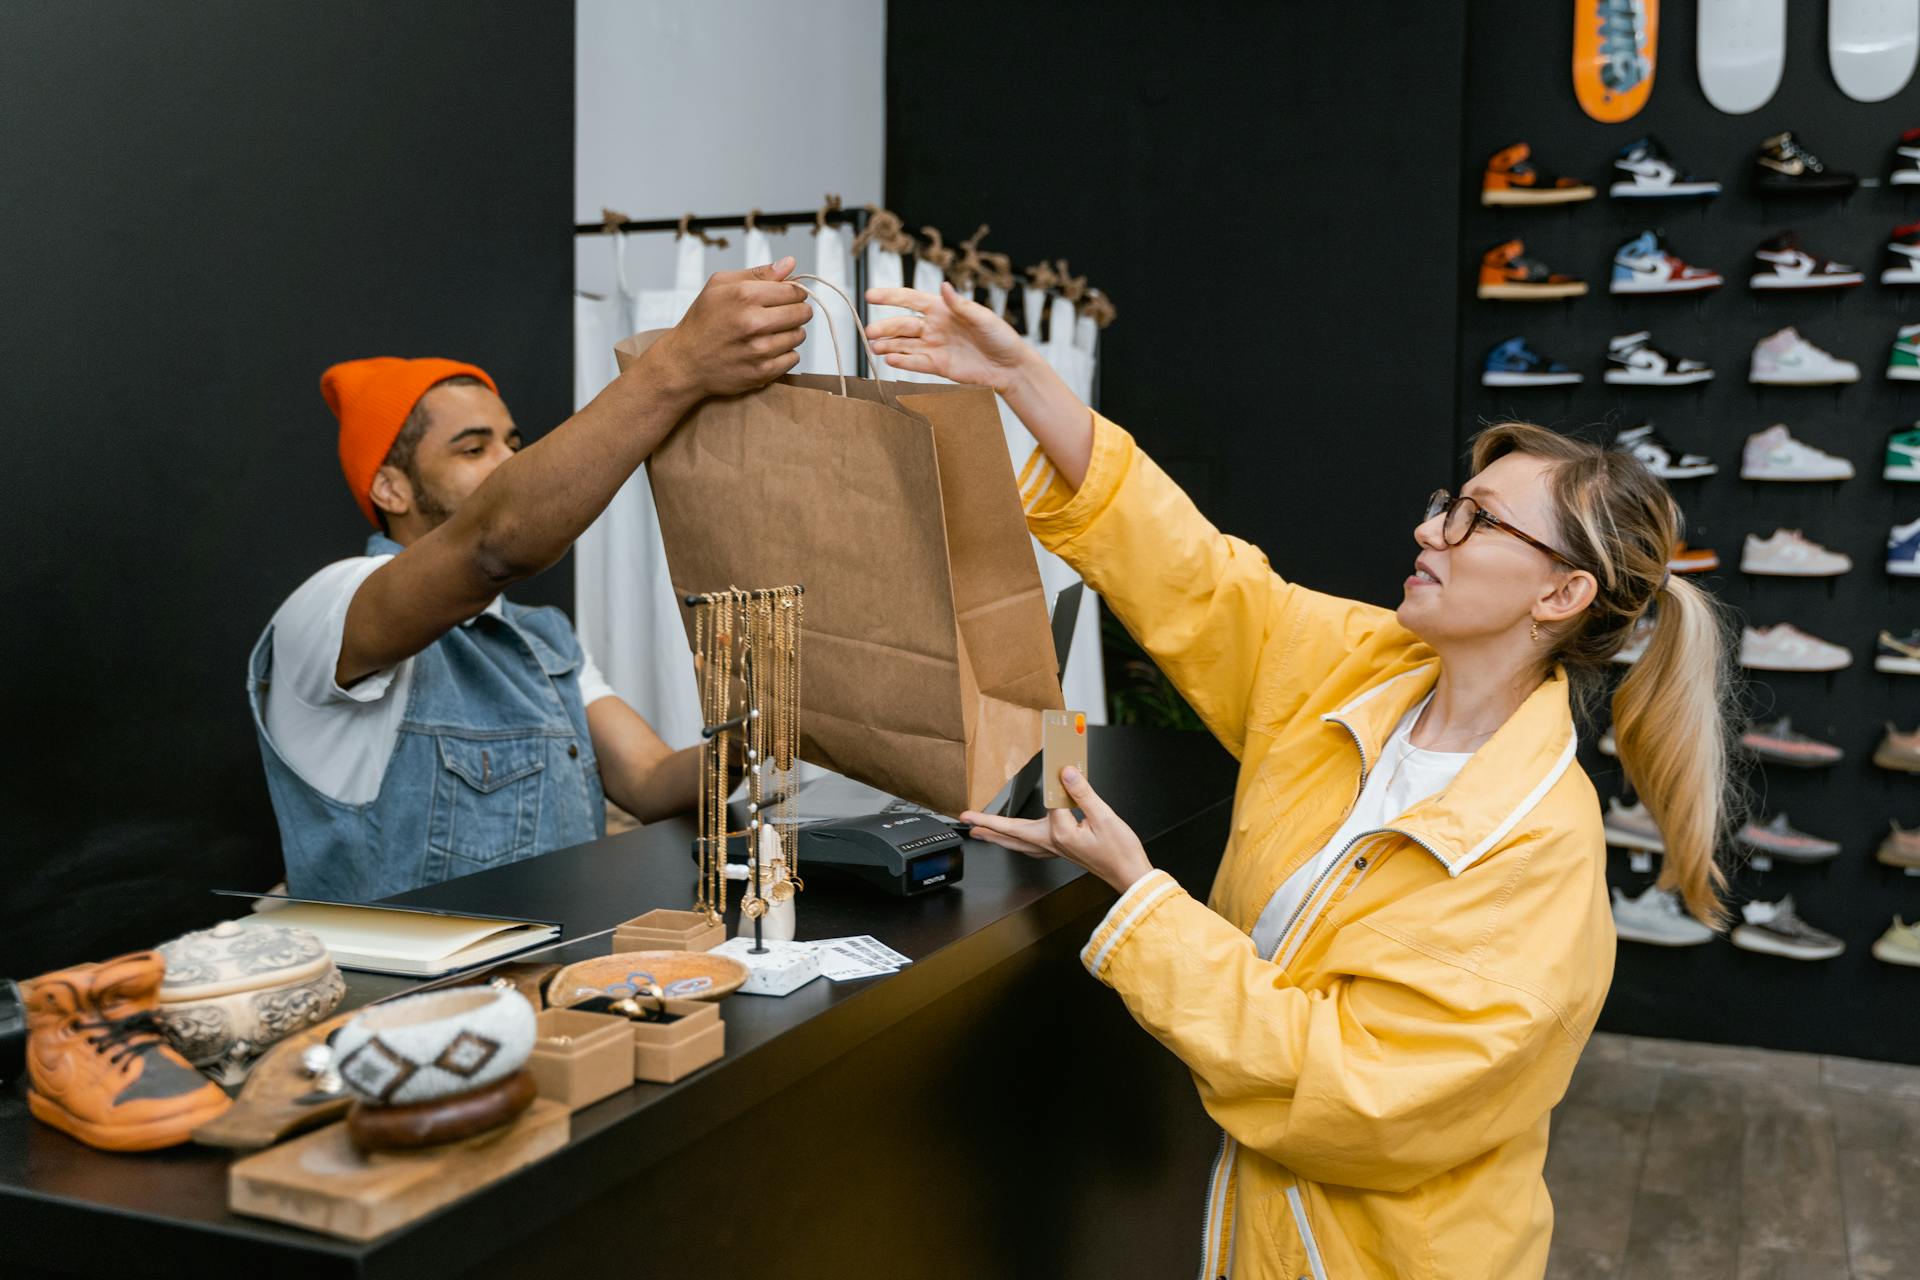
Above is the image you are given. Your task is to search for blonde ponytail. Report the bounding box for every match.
[1612,575,1739,927]
[1471,422,1740,927]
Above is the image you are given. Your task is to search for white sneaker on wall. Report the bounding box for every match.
[1750,328,1860,385]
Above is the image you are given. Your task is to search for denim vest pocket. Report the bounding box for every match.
[426,733,547,873]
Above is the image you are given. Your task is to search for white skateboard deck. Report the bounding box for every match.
[1697,0,1786,114]
[1831,0,1919,102]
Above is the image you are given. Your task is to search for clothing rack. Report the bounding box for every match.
[575,206,872,376]
[573,206,1102,409]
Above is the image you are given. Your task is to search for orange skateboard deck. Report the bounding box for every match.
[1574,0,1659,122]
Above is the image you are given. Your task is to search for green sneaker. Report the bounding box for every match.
[1889,425,1920,482]
[1891,323,1920,381]
[1872,917,1920,967]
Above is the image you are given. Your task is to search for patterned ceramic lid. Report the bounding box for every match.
[157,920,333,1001]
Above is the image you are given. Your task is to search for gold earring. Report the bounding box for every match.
[1530,620,1540,642]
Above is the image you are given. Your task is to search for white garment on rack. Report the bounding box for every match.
[634,233,706,332]
[743,225,775,276]
[571,233,705,752]
[1045,294,1094,403]
[799,223,852,376]
[889,257,949,384]
[863,241,911,382]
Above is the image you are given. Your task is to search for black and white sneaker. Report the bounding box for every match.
[1605,332,1714,386]
[1750,231,1864,290]
[1883,220,1920,285]
[1731,896,1845,961]
[1615,423,1717,478]
[1610,136,1722,199]
[1753,132,1858,196]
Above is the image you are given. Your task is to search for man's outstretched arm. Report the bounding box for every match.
[336,260,810,687]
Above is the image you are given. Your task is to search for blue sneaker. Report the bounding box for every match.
[1892,518,1920,577]
[1611,230,1723,294]
[1482,336,1583,387]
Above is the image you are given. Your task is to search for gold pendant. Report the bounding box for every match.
[743,896,769,920]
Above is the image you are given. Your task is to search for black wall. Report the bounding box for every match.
[1462,0,1920,1063]
[886,2,1468,607]
[0,4,575,977]
[894,1,1920,1063]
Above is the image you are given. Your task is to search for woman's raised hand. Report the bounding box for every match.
[865,282,1031,393]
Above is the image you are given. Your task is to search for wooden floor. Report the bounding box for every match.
[1547,1032,1920,1279]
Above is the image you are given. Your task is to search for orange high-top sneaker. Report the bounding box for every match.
[22,950,231,1151]
[1481,142,1596,206]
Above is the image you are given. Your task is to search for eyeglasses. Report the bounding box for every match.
[1423,489,1584,573]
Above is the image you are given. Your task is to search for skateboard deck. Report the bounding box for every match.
[1575,0,1659,122]
[1831,0,1919,103]
[1698,0,1786,114]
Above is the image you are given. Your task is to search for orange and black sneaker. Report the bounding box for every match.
[1482,142,1596,206]
[1668,542,1720,575]
[1477,240,1589,300]
[22,950,231,1151]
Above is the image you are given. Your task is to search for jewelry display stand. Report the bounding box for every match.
[736,825,796,943]
[689,586,818,997]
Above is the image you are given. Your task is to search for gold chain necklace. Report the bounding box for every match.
[688,586,804,926]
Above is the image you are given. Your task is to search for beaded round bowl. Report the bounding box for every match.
[330,986,535,1108]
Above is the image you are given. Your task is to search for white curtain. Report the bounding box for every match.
[571,232,707,750]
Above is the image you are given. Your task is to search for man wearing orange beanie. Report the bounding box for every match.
[246,260,811,900]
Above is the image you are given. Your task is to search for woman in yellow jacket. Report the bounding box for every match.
[866,283,1734,1280]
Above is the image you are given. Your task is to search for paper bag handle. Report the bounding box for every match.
[788,272,899,405]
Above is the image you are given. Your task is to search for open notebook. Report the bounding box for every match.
[214,893,561,978]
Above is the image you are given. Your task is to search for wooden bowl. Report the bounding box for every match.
[547,950,749,1005]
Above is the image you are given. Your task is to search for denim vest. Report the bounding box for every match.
[248,533,606,901]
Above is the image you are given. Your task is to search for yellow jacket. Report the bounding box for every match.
[1022,416,1615,1280]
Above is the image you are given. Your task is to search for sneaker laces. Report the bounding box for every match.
[77,1010,169,1069]
[1778,136,1827,173]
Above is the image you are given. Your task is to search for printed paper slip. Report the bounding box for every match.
[809,935,914,982]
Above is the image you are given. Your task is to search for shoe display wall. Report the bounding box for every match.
[1464,0,1920,1051]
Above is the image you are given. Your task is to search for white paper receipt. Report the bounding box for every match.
[810,935,914,982]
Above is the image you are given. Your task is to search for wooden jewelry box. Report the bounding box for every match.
[526,1008,632,1111]
[611,908,726,954]
[631,998,725,1084]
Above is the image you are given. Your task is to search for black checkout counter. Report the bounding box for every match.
[0,727,1235,1280]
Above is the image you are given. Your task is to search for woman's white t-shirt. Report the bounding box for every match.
[1248,695,1472,959]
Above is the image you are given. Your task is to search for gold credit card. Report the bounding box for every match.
[1043,710,1088,810]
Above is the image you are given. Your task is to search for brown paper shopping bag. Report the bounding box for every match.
[613,323,1062,816]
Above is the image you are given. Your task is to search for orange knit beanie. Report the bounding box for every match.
[320,357,498,526]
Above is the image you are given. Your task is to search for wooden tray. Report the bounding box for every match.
[227,1100,568,1242]
[547,950,748,1005]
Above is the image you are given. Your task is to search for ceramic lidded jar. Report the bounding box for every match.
[153,920,344,1081]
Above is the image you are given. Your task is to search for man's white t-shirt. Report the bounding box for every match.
[262,556,615,806]
[1247,695,1472,959]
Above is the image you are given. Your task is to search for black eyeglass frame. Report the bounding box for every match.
[1423,489,1587,574]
